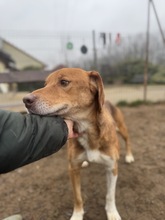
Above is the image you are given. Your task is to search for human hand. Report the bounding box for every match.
[64,120,79,139]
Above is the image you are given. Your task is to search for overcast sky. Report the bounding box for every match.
[0,0,165,67]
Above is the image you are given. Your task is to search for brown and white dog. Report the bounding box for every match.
[23,68,134,220]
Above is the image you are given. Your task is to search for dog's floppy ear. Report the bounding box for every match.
[88,70,105,112]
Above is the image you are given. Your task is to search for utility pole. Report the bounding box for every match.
[144,0,165,101]
[92,30,98,70]
[144,0,151,102]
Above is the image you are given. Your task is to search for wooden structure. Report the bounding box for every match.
[0,70,50,83]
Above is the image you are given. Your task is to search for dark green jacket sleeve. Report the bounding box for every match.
[0,110,68,174]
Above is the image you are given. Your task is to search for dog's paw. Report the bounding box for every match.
[106,211,121,220]
[70,210,84,220]
[125,154,135,163]
[81,161,89,168]
[2,215,22,220]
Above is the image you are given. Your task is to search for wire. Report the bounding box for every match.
[150,0,165,45]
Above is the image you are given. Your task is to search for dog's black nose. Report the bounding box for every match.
[23,94,37,108]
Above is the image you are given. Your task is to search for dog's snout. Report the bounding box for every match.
[23,94,37,108]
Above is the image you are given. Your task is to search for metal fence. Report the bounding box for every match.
[1,30,165,69]
[104,84,165,104]
[0,70,164,112]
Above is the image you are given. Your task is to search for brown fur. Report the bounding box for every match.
[23,68,134,220]
[104,100,134,162]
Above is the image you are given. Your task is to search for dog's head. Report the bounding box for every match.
[23,68,105,118]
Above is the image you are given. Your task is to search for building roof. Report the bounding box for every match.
[0,37,46,68]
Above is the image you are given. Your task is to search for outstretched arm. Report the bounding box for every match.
[0,110,76,174]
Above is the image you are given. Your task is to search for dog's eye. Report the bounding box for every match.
[60,79,70,87]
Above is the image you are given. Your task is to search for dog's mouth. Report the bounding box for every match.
[47,105,69,116]
[28,104,69,116]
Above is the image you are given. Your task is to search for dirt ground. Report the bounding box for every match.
[0,104,165,220]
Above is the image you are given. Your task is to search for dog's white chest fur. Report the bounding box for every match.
[78,135,96,162]
[78,134,112,165]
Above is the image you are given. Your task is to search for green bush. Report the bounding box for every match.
[116,100,128,106]
[113,59,158,83]
[151,66,165,84]
[117,99,153,107]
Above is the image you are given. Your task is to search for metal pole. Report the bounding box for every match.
[144,0,151,102]
[92,30,98,70]
[108,33,111,61]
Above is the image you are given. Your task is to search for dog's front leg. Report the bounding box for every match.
[69,163,84,220]
[105,162,121,220]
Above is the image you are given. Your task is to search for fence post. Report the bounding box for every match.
[144,0,151,101]
[92,30,98,70]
